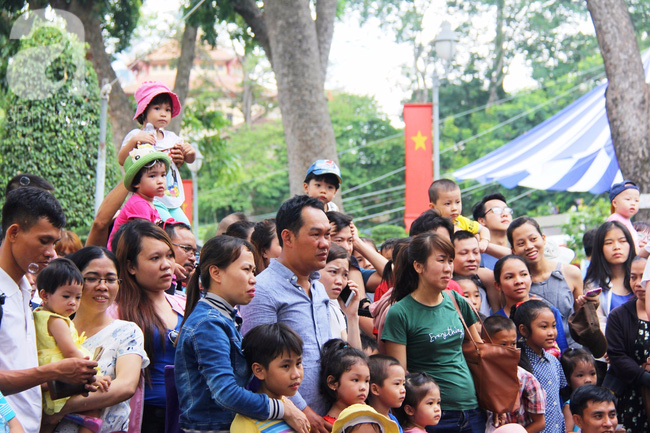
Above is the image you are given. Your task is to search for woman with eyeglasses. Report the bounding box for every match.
[44,246,149,433]
[113,220,185,433]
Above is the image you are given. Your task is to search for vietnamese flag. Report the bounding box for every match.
[403,103,433,231]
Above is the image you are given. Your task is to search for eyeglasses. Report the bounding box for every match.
[83,277,121,286]
[486,207,513,217]
[172,243,198,256]
[168,330,179,345]
[0,293,5,327]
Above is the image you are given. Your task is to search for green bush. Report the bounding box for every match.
[370,224,407,246]
[0,21,120,233]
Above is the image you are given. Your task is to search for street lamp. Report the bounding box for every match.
[431,21,458,180]
[186,143,204,238]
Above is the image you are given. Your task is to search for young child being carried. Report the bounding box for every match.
[483,315,546,433]
[607,180,640,253]
[119,81,195,225]
[367,355,405,433]
[428,179,490,251]
[107,144,171,249]
[230,323,304,433]
[34,259,110,433]
[304,160,342,212]
[393,372,441,433]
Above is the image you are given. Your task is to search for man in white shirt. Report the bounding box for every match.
[0,187,97,433]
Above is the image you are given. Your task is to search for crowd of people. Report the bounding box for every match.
[0,81,647,433]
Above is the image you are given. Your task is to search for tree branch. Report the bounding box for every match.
[315,0,337,82]
[232,0,272,65]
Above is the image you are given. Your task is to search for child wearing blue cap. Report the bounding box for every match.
[303,159,342,212]
[607,180,640,253]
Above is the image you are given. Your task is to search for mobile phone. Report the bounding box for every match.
[48,346,104,400]
[339,285,355,307]
[585,287,603,297]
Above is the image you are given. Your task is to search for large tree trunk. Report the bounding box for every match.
[487,0,506,106]
[240,0,339,196]
[586,0,650,218]
[168,24,198,134]
[49,0,136,152]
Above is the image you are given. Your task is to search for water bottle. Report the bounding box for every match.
[144,122,155,135]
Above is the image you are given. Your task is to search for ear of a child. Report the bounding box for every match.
[251,362,266,381]
[370,383,381,396]
[327,375,338,391]
[518,324,529,338]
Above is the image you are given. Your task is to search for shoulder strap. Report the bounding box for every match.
[448,292,477,350]
[448,292,492,346]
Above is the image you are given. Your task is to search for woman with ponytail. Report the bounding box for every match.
[174,235,310,433]
[382,232,485,432]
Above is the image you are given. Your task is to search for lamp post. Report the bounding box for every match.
[186,143,204,238]
[431,21,458,180]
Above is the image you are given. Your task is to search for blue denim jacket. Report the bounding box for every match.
[175,299,273,430]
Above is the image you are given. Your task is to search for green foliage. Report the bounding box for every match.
[370,224,407,245]
[561,197,610,260]
[195,92,402,229]
[0,21,121,233]
[334,93,403,228]
[102,0,143,53]
[197,117,289,223]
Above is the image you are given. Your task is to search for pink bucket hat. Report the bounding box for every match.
[133,81,181,120]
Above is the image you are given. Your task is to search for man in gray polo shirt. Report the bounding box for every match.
[241,195,332,433]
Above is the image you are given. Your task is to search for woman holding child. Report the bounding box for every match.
[174,235,310,432]
[382,232,485,433]
[46,247,149,433]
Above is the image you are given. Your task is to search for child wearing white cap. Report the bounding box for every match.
[304,159,342,212]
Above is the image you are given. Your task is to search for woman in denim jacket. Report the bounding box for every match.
[174,236,310,432]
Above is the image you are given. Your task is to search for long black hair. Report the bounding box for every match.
[506,216,543,248]
[181,235,255,330]
[380,237,411,289]
[584,221,634,294]
[391,232,455,304]
[319,339,368,407]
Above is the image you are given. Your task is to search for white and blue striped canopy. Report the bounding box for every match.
[454,50,650,194]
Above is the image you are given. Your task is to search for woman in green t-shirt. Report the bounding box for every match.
[382,232,485,433]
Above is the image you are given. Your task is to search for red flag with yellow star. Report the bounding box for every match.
[403,103,433,231]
